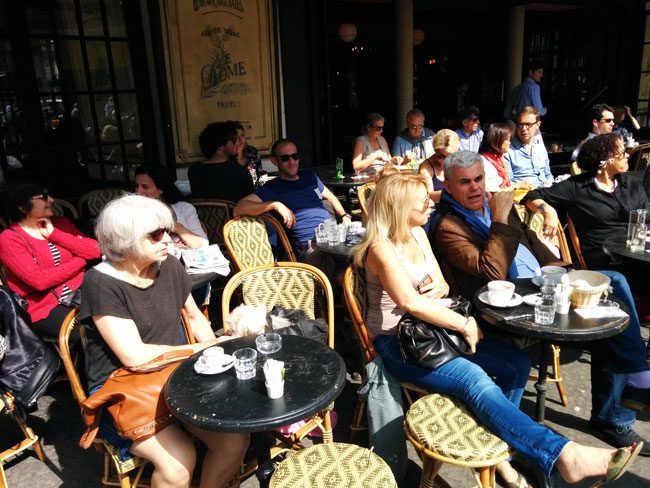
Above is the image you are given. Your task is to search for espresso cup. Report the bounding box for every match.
[540,266,567,285]
[487,280,515,306]
[197,346,225,369]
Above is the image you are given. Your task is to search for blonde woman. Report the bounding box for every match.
[418,129,459,203]
[353,172,640,488]
[352,112,400,173]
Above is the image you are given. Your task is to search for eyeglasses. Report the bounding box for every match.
[30,190,51,201]
[147,227,171,242]
[277,152,300,162]
[517,121,539,129]
[434,152,448,160]
[371,125,384,131]
[409,124,424,130]
[601,118,615,123]
[610,149,627,160]
[416,196,432,213]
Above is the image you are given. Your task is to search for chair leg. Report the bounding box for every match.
[118,473,131,488]
[349,397,368,441]
[551,344,569,407]
[0,464,7,488]
[474,465,497,488]
[419,457,443,488]
[321,410,333,443]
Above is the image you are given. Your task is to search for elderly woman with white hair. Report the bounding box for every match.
[79,194,248,488]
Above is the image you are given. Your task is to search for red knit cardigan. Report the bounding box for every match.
[0,217,100,323]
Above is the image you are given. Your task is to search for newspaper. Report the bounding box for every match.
[181,244,230,276]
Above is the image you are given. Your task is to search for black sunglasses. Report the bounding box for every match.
[30,190,51,201]
[147,227,171,242]
[601,118,615,123]
[277,152,300,162]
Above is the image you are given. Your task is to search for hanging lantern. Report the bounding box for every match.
[338,23,357,43]
[413,28,425,46]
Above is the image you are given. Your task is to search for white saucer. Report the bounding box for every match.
[478,291,523,308]
[522,293,541,307]
[194,355,234,375]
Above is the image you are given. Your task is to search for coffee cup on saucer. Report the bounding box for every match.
[487,280,515,306]
[540,266,567,285]
[196,346,226,369]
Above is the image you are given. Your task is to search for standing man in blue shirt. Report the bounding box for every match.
[392,109,435,164]
[455,106,484,152]
[503,106,553,188]
[503,61,547,121]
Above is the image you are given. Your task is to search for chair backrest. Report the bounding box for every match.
[357,182,376,219]
[515,205,572,264]
[188,199,235,248]
[570,161,582,176]
[221,262,334,348]
[628,142,650,171]
[57,307,87,404]
[565,213,589,269]
[223,214,297,272]
[342,264,376,364]
[77,188,125,217]
[52,198,80,220]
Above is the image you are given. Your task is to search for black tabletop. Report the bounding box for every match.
[474,278,629,342]
[312,166,374,188]
[313,240,354,260]
[189,271,221,290]
[603,235,650,265]
[164,335,346,433]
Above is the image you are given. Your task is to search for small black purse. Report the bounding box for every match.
[397,297,472,370]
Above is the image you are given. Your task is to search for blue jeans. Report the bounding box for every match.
[373,334,569,478]
[590,270,647,430]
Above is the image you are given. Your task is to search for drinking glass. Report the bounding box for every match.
[627,209,648,251]
[233,348,257,380]
[534,298,556,325]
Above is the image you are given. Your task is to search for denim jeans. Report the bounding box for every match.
[590,270,647,430]
[373,334,569,478]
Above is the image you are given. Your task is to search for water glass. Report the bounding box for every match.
[627,209,648,251]
[233,348,257,380]
[534,298,556,325]
[337,223,348,243]
[314,225,327,244]
[327,227,339,246]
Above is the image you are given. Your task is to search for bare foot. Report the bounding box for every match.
[556,441,620,483]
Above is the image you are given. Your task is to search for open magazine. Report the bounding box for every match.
[181,244,230,276]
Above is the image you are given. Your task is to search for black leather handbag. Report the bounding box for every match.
[397,297,472,370]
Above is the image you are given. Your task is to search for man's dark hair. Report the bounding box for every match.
[198,121,238,158]
[459,105,480,122]
[270,138,298,157]
[590,103,614,123]
[527,60,544,73]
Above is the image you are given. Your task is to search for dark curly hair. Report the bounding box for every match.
[576,133,623,174]
[198,121,238,159]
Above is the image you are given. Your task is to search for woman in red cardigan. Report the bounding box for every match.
[0,182,100,338]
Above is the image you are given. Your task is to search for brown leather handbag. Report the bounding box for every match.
[79,349,194,447]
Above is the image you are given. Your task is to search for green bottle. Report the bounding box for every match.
[335,158,344,179]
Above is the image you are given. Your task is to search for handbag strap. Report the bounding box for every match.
[127,348,195,372]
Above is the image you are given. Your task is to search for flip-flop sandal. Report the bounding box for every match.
[592,441,644,487]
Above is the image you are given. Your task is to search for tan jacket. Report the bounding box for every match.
[433,208,562,298]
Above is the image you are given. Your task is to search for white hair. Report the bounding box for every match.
[443,150,483,180]
[95,194,174,262]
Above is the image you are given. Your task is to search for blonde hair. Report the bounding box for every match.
[353,172,429,267]
[433,129,460,153]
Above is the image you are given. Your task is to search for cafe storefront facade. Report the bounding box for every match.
[0,0,647,197]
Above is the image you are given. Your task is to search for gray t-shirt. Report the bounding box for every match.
[79,256,191,390]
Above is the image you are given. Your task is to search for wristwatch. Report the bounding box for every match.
[340,213,351,220]
[537,203,547,215]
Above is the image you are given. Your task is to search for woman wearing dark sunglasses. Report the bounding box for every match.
[0,181,100,339]
[79,194,247,487]
[352,112,400,173]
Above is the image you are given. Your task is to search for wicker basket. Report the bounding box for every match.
[567,270,611,308]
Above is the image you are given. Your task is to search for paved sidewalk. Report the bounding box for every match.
[3,336,650,487]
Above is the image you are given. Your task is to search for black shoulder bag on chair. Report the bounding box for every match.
[397,297,472,370]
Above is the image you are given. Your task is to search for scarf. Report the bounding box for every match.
[481,152,511,188]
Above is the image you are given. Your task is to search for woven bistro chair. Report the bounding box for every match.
[269,442,397,488]
[223,214,296,272]
[628,142,650,171]
[0,391,46,488]
[52,198,80,220]
[342,265,510,488]
[77,189,125,218]
[357,182,376,220]
[58,307,151,488]
[565,214,589,270]
[221,262,335,455]
[188,199,235,251]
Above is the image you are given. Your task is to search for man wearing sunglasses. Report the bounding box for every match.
[571,103,616,161]
[392,109,436,164]
[188,121,254,201]
[455,106,484,152]
[234,138,351,258]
